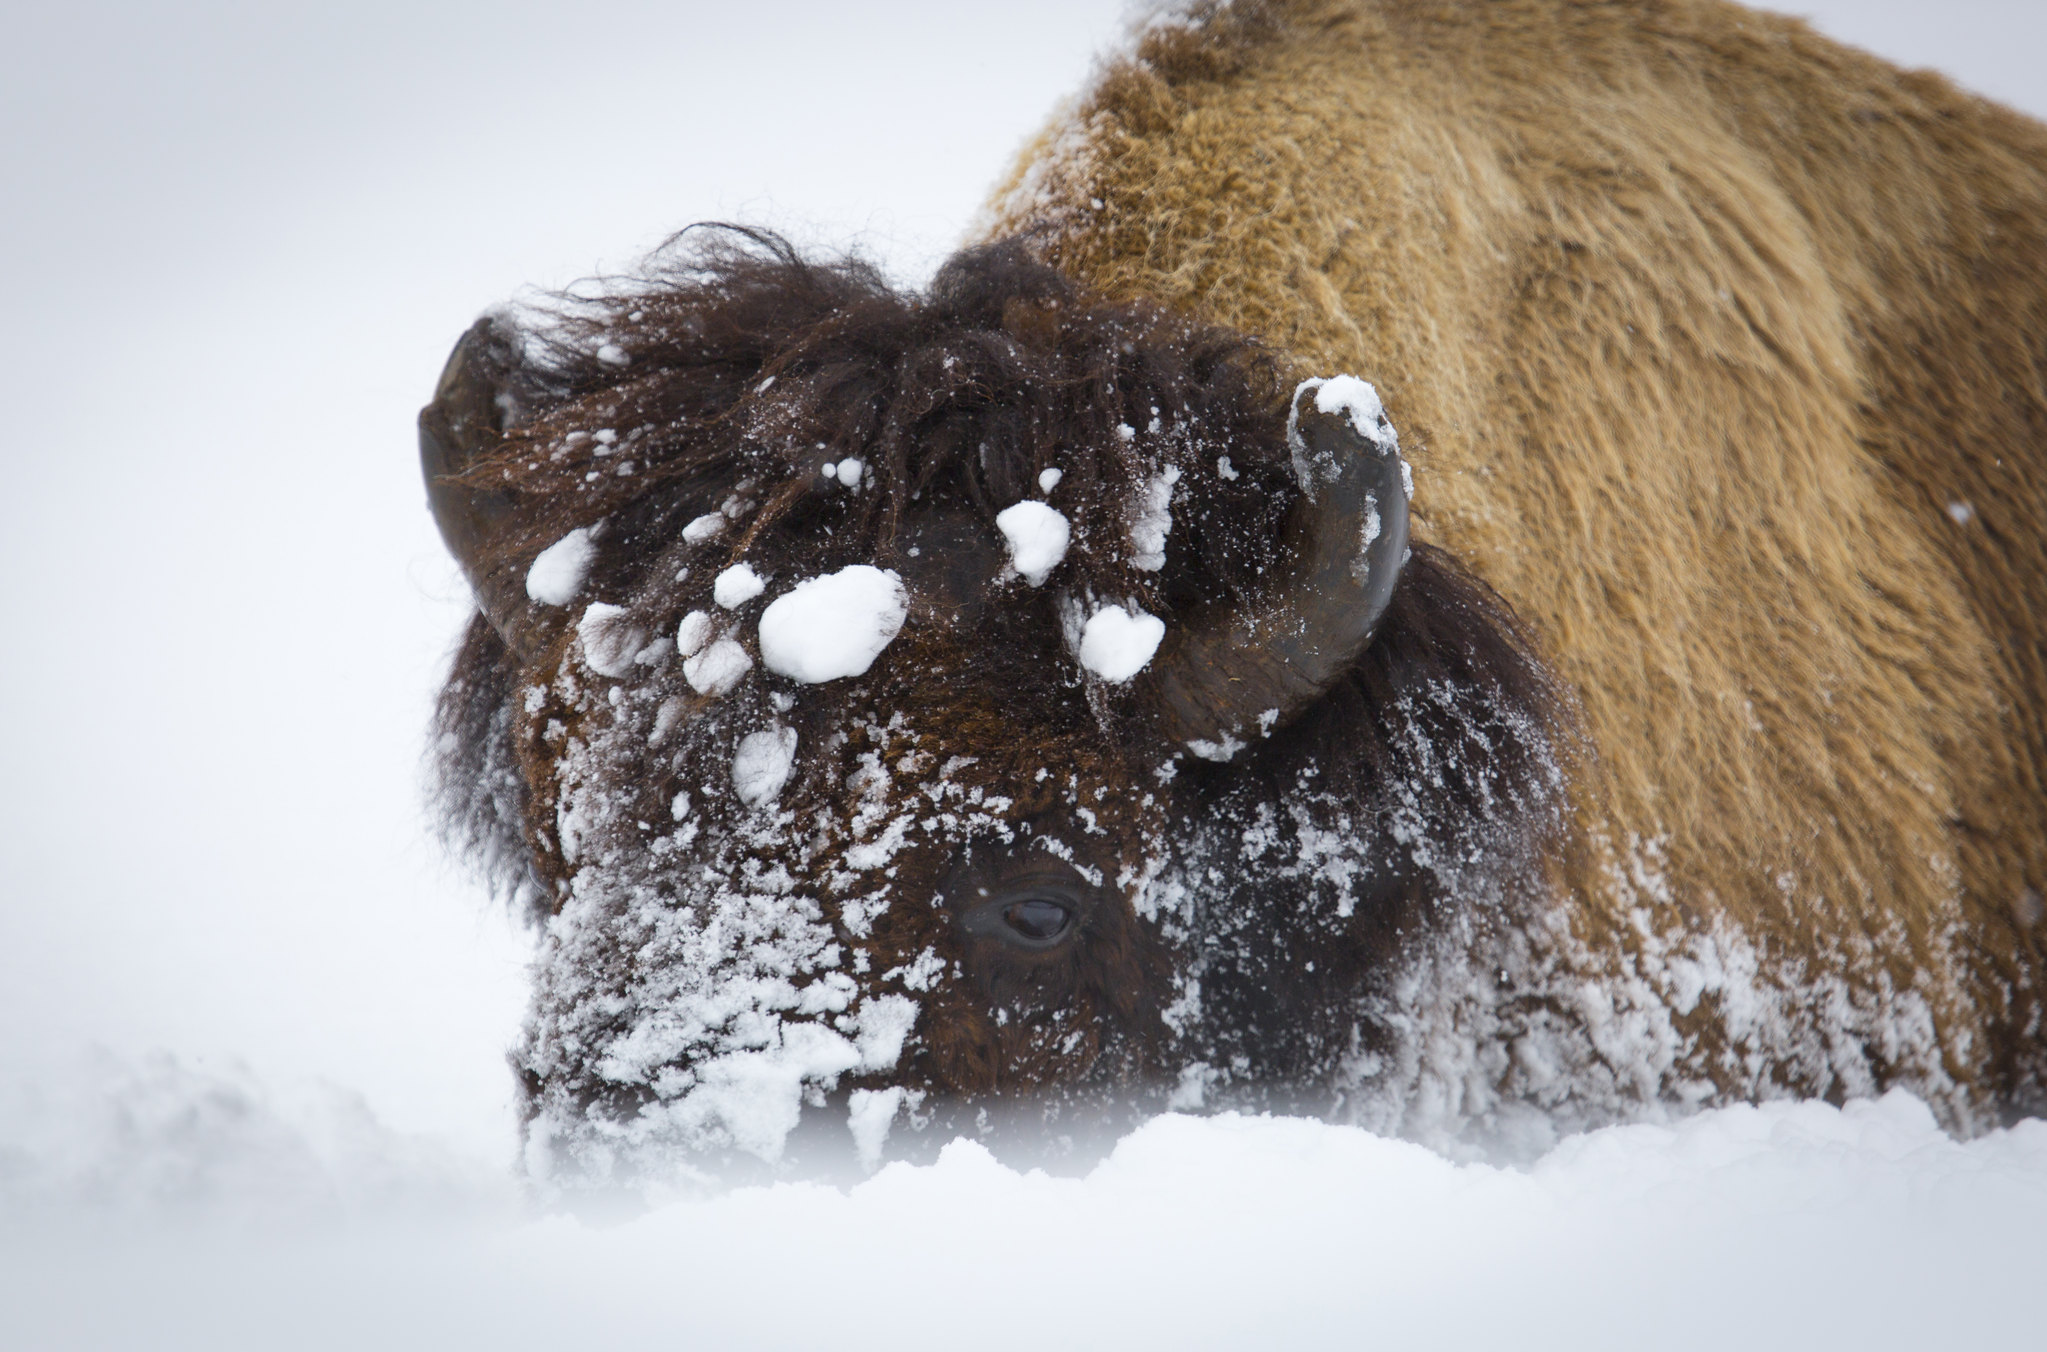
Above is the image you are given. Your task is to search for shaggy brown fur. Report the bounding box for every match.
[430,231,1564,1167]
[430,1,2047,1179]
[445,228,1296,666]
[982,0,2046,1119]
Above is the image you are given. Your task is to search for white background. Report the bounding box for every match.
[1,0,2042,1166]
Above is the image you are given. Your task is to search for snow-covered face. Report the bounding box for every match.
[424,240,1563,1189]
[512,498,1205,1188]
[484,368,1501,1191]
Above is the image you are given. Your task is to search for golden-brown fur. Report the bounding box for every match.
[982,0,2047,1120]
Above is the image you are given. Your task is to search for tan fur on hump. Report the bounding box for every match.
[983,0,2047,1115]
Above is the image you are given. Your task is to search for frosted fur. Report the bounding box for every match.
[514,630,1973,1180]
[1143,685,1962,1158]
[518,680,1049,1188]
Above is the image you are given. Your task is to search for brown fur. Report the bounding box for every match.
[981,0,2047,1118]
[430,231,1568,1168]
[429,2,2047,1179]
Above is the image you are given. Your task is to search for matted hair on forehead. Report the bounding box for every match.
[450,224,1304,625]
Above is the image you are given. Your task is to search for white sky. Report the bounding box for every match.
[0,0,2040,1162]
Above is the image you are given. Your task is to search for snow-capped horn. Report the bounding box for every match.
[419,316,547,655]
[1143,378,1410,753]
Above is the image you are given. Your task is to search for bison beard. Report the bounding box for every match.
[427,229,1568,1187]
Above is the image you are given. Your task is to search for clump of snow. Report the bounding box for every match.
[1128,465,1181,571]
[1216,455,1238,481]
[1038,467,1063,493]
[595,343,628,367]
[683,637,751,696]
[526,528,595,605]
[995,500,1070,586]
[1288,375,1403,498]
[847,1086,905,1170]
[1947,499,1976,525]
[1312,373,1386,434]
[576,603,644,679]
[1179,705,1280,764]
[731,726,798,806]
[1077,603,1165,682]
[676,609,715,656]
[758,566,907,683]
[681,512,727,544]
[1185,730,1244,763]
[712,563,765,609]
[836,458,864,488]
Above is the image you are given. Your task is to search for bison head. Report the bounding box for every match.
[426,229,1563,1187]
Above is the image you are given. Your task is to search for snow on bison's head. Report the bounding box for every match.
[425,228,1565,1187]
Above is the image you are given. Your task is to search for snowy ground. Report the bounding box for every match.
[3,3,2044,1347]
[4,1058,2043,1350]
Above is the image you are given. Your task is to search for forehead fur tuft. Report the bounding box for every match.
[459,225,1301,623]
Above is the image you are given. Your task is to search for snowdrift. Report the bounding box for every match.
[3,1052,2042,1351]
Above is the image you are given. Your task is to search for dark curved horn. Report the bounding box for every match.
[1145,378,1410,759]
[420,316,547,655]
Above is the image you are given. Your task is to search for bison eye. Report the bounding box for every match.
[1003,897,1074,943]
[960,887,1082,951]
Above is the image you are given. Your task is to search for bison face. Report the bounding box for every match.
[425,233,1559,1187]
[502,560,1198,1182]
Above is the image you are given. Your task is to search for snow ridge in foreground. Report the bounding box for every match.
[1,1051,2043,1351]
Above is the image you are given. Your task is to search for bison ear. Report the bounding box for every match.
[420,317,552,658]
[1143,377,1410,760]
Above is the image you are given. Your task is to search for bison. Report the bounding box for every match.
[425,0,2047,1187]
